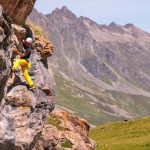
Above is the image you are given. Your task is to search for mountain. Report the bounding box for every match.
[28,6,150,125]
[90,117,150,150]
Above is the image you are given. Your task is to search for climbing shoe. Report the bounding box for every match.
[30,84,37,91]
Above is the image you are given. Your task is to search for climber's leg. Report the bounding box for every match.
[12,59,21,72]
[21,65,33,87]
[6,59,22,87]
[11,59,27,78]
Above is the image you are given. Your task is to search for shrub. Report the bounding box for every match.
[26,20,48,38]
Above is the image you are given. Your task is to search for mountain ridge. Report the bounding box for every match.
[28,6,150,124]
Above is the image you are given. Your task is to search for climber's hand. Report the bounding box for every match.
[13,49,19,53]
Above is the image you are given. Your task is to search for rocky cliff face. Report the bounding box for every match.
[0,0,36,24]
[0,2,95,150]
[0,4,55,149]
[29,7,150,125]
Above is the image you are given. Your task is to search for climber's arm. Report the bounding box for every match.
[13,49,25,57]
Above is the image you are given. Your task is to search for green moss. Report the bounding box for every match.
[61,140,73,148]
[46,116,64,131]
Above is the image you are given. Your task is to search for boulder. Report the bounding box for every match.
[0,0,36,25]
[33,35,54,58]
[33,111,96,150]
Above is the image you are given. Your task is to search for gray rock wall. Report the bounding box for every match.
[0,5,55,150]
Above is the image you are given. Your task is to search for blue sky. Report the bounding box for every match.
[35,0,150,32]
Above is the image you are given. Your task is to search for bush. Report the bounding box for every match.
[26,21,48,38]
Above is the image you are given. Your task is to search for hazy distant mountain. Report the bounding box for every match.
[28,6,150,125]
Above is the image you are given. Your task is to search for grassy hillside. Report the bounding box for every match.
[54,72,122,125]
[54,71,150,125]
[90,117,150,150]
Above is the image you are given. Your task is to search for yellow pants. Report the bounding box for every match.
[12,59,33,87]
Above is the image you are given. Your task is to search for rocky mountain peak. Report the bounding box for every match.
[50,6,77,20]
[109,21,118,27]
[108,21,125,33]
[62,6,70,11]
[109,21,123,29]
[124,23,135,29]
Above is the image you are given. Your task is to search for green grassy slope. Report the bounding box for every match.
[90,117,150,150]
[54,73,123,125]
[54,71,150,125]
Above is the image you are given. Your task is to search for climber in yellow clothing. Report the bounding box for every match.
[11,37,36,89]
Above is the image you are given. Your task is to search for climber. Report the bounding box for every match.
[10,37,36,90]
